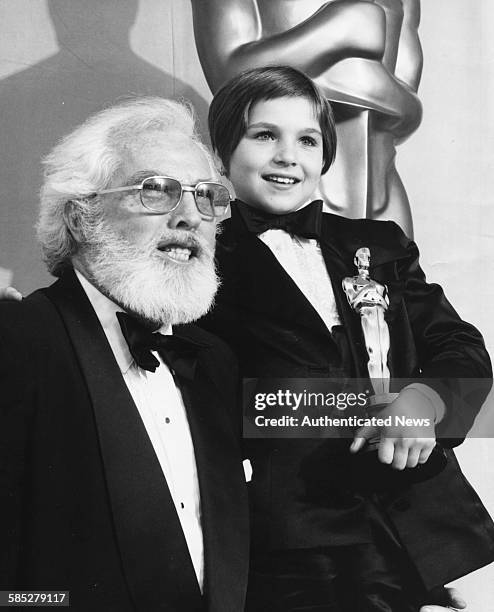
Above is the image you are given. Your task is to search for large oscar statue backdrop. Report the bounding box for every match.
[192,0,422,236]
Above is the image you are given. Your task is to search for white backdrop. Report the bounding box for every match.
[399,5,494,605]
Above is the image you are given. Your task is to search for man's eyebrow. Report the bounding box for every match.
[124,170,162,185]
[124,172,218,186]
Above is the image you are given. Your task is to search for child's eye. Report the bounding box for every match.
[300,135,318,147]
[253,130,275,141]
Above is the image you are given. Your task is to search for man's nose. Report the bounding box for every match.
[167,190,202,230]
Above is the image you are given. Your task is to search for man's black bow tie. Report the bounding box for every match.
[236,199,323,239]
[116,312,205,380]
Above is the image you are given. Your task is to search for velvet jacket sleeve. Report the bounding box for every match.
[387,224,492,441]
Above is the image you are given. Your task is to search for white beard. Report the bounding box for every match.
[80,222,218,327]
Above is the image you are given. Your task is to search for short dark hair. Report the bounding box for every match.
[208,65,336,175]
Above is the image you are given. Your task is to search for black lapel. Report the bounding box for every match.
[223,211,333,338]
[46,270,203,612]
[172,325,249,612]
[318,217,368,376]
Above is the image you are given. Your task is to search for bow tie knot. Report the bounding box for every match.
[116,312,205,380]
[236,199,323,239]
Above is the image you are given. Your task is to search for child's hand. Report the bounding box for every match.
[0,286,22,301]
[349,386,436,470]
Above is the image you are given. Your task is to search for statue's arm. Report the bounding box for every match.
[395,0,423,91]
[191,0,420,134]
[191,0,386,91]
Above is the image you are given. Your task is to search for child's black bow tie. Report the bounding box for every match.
[236,199,323,239]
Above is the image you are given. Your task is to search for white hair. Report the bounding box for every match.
[37,97,217,276]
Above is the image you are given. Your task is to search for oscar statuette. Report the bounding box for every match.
[342,248,446,490]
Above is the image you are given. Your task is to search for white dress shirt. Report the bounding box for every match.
[75,270,204,590]
[259,228,342,332]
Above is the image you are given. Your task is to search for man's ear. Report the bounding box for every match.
[63,200,85,242]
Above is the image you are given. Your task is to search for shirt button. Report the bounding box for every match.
[165,417,171,424]
[180,502,185,509]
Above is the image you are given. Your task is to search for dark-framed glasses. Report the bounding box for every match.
[96,176,232,218]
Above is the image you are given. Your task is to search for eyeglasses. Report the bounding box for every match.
[95,176,232,218]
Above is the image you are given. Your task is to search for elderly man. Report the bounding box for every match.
[0,97,469,612]
[0,98,248,611]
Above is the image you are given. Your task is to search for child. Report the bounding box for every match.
[203,66,494,611]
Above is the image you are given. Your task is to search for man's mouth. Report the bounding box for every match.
[263,174,300,185]
[157,242,198,263]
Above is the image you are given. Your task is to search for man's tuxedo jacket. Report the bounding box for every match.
[201,205,494,591]
[0,270,249,612]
